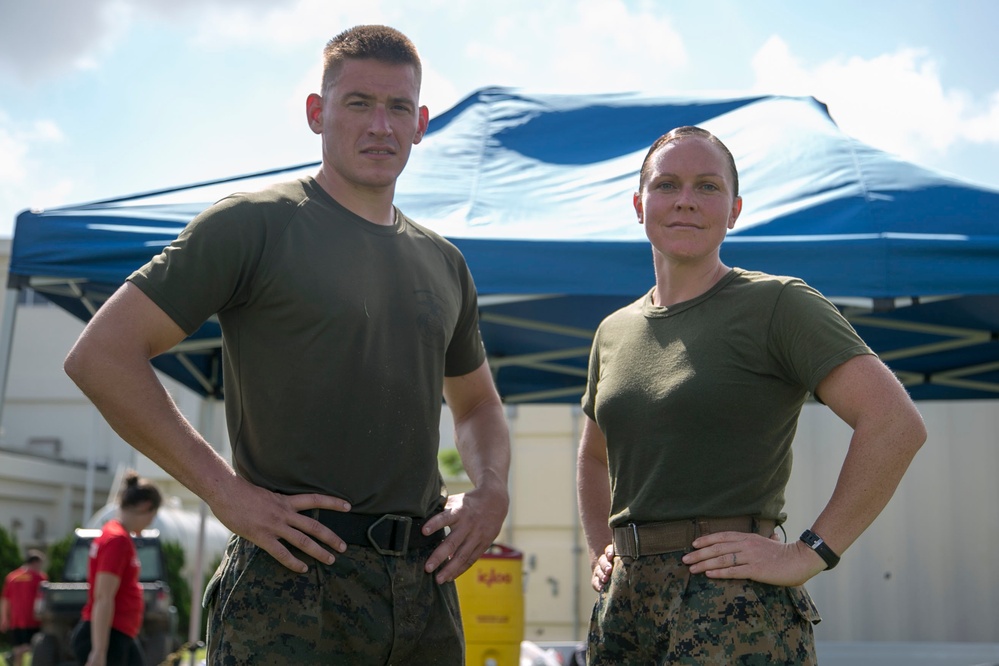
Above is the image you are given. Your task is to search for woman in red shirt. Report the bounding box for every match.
[72,473,162,666]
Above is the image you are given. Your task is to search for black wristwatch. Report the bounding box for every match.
[799,529,840,570]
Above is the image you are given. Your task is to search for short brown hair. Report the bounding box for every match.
[638,126,739,197]
[321,25,422,95]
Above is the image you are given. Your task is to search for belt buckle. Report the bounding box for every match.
[367,514,412,556]
[630,523,641,558]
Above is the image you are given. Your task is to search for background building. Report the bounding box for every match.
[0,239,223,550]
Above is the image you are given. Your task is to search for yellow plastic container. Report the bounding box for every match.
[455,544,524,666]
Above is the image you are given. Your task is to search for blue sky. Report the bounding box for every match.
[1,0,997,239]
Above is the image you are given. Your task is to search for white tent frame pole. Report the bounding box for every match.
[0,287,20,429]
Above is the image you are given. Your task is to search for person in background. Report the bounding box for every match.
[1,549,48,666]
[64,24,510,664]
[71,473,161,666]
[577,125,926,664]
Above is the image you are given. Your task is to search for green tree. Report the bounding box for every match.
[0,524,22,653]
[161,541,191,643]
[170,552,221,649]
[199,555,223,640]
[45,531,76,582]
[0,524,22,578]
[438,449,465,477]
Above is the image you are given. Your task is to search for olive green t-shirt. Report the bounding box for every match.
[582,268,873,527]
[129,177,486,517]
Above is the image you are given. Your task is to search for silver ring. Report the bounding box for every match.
[731,552,738,567]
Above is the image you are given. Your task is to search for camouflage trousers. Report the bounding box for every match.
[587,551,820,665]
[204,535,464,665]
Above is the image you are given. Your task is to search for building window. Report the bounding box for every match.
[27,437,61,458]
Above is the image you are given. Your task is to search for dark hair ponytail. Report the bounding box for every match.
[119,471,163,511]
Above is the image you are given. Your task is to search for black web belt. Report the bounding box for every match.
[305,509,445,556]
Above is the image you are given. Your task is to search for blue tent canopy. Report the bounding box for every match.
[8,88,999,402]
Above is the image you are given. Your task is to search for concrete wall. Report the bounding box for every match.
[793,399,999,643]
[506,404,589,643]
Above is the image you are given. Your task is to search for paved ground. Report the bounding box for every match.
[815,641,999,666]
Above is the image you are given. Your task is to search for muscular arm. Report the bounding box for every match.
[577,415,615,590]
[803,354,927,559]
[64,283,351,573]
[684,354,926,585]
[86,571,120,666]
[422,360,510,583]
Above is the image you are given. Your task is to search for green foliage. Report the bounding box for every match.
[161,541,191,642]
[45,532,76,582]
[200,554,223,638]
[172,552,223,644]
[0,524,22,580]
[0,524,19,652]
[438,448,465,477]
[160,543,224,644]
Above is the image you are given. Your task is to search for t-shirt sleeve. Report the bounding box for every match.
[581,326,601,421]
[128,195,271,335]
[94,535,132,578]
[767,279,874,395]
[443,258,487,377]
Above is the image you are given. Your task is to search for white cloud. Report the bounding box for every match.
[750,37,805,95]
[0,116,64,183]
[963,91,999,143]
[184,0,688,99]
[0,127,28,182]
[187,0,382,49]
[749,36,999,168]
[31,120,64,143]
[0,0,306,83]
[0,113,71,235]
[0,0,130,82]
[547,0,687,93]
[213,0,685,118]
[443,0,687,96]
